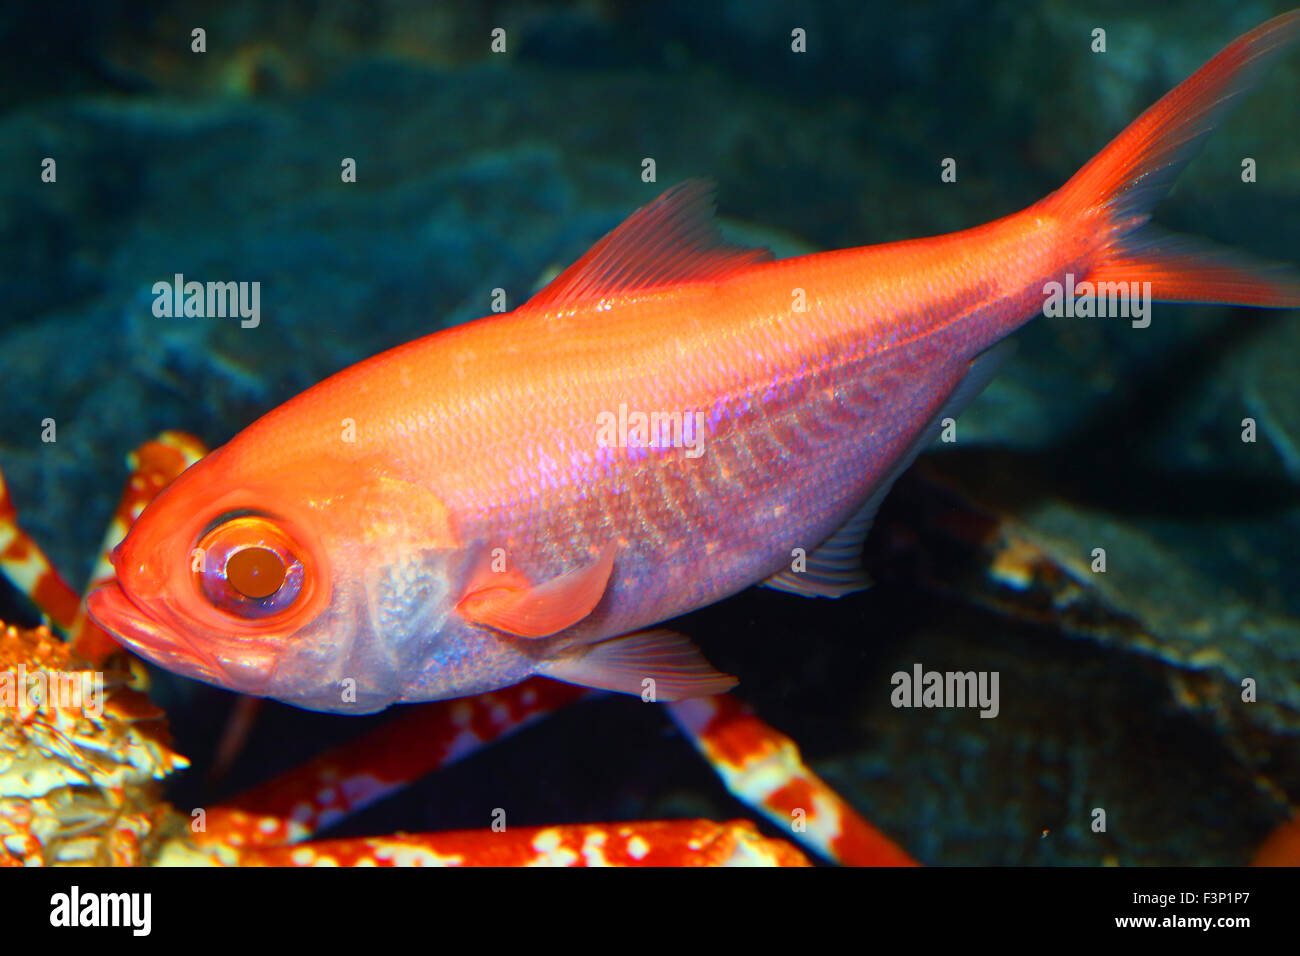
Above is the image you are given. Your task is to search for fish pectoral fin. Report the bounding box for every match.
[763,340,1013,599]
[538,629,738,700]
[456,542,617,639]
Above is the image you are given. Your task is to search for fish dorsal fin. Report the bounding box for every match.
[763,341,1014,599]
[524,180,772,310]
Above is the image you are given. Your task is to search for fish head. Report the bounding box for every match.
[86,442,454,713]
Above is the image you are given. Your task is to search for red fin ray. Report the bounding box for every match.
[1082,226,1300,307]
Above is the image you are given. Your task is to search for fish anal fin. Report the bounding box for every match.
[763,341,1012,599]
[456,542,616,639]
[538,628,737,700]
[524,180,772,311]
[763,512,875,598]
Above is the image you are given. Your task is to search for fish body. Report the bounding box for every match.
[90,12,1300,712]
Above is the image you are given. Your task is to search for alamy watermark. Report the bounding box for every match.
[0,665,104,716]
[890,663,999,718]
[151,273,261,328]
[50,886,150,936]
[595,403,707,459]
[1043,273,1151,328]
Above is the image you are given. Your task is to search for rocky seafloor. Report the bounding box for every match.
[1,0,1298,864]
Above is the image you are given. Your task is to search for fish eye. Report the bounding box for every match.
[194,512,305,619]
[226,546,286,598]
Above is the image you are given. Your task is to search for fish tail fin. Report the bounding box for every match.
[1043,9,1300,307]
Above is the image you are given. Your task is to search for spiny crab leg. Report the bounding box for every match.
[199,677,590,848]
[0,433,206,664]
[206,681,916,865]
[1253,814,1300,866]
[0,465,81,631]
[1,622,809,866]
[194,696,814,864]
[183,674,812,865]
[668,695,918,866]
[227,819,809,867]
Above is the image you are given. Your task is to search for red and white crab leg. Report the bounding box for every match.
[0,433,206,662]
[0,462,81,630]
[229,819,810,866]
[668,695,917,866]
[198,677,591,848]
[1254,813,1300,866]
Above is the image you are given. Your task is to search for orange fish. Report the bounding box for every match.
[90,12,1300,712]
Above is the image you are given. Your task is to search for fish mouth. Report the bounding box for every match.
[86,582,231,687]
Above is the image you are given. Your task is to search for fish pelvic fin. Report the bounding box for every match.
[1044,9,1300,308]
[537,628,738,700]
